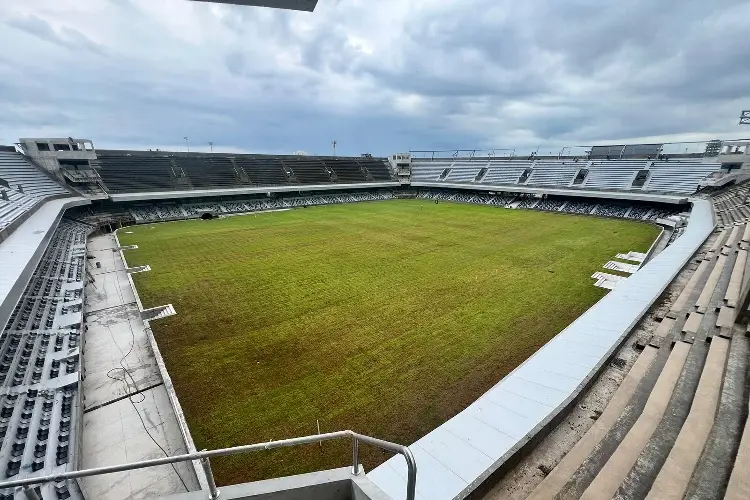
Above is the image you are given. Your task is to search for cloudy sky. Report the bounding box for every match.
[0,0,749,156]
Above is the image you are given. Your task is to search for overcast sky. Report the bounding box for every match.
[1,0,749,156]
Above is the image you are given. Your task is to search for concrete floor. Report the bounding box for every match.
[80,234,199,500]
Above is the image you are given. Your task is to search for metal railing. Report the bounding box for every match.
[0,430,417,500]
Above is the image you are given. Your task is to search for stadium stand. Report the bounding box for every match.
[481,161,533,185]
[416,189,682,221]
[0,218,92,500]
[444,162,484,183]
[524,207,747,500]
[96,153,177,193]
[525,161,579,187]
[129,191,396,222]
[3,136,750,500]
[0,153,70,232]
[174,156,243,189]
[326,158,366,183]
[95,151,394,193]
[712,181,750,227]
[410,157,722,195]
[646,160,722,194]
[583,160,643,190]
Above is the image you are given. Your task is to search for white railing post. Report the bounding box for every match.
[200,456,220,499]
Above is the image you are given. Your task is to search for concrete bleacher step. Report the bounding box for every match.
[685,326,750,499]
[579,341,691,500]
[669,260,711,316]
[709,228,730,254]
[696,254,727,313]
[527,347,658,500]
[725,398,750,499]
[725,224,743,248]
[644,336,729,500]
[742,222,750,243]
[682,312,703,334]
[716,306,737,328]
[724,249,748,307]
[653,317,675,339]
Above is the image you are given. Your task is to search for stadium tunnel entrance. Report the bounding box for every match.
[200,212,215,220]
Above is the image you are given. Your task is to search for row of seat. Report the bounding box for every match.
[713,182,750,227]
[0,153,71,232]
[129,190,396,222]
[415,190,681,221]
[96,151,394,193]
[410,158,721,194]
[0,220,90,499]
[525,211,750,500]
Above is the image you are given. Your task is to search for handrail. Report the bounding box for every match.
[0,430,417,500]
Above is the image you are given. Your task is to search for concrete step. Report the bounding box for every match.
[725,402,750,499]
[670,260,711,315]
[724,249,747,307]
[685,326,750,499]
[527,347,658,500]
[742,223,750,243]
[644,336,729,500]
[696,255,727,313]
[725,224,743,248]
[682,312,703,334]
[579,341,691,500]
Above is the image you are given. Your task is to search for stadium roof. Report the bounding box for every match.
[189,0,318,11]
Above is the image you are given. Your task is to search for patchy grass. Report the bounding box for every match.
[118,200,659,485]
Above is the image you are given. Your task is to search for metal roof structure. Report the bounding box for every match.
[368,199,716,500]
[188,0,318,11]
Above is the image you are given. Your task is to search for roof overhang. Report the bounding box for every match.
[188,0,318,11]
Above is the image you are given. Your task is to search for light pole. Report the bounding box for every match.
[332,140,337,157]
[740,110,750,125]
[208,142,214,153]
[184,136,190,152]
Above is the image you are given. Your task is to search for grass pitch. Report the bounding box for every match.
[119,200,659,484]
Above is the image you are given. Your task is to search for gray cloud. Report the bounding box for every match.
[7,14,106,55]
[0,0,748,154]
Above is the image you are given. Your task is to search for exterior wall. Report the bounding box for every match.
[159,468,391,500]
[19,138,97,174]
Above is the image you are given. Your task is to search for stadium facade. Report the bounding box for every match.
[0,136,750,499]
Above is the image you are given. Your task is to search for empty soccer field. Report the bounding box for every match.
[118,199,659,485]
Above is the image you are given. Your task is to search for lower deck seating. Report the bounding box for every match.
[0,219,91,499]
[128,191,396,222]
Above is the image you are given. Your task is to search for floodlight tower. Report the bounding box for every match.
[740,110,750,125]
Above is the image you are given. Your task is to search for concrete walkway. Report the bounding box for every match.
[79,234,199,500]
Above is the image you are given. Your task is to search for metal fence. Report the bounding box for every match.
[0,430,417,500]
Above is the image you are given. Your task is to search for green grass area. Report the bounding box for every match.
[118,200,659,485]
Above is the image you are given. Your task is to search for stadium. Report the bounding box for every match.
[2,2,750,500]
[2,128,750,500]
